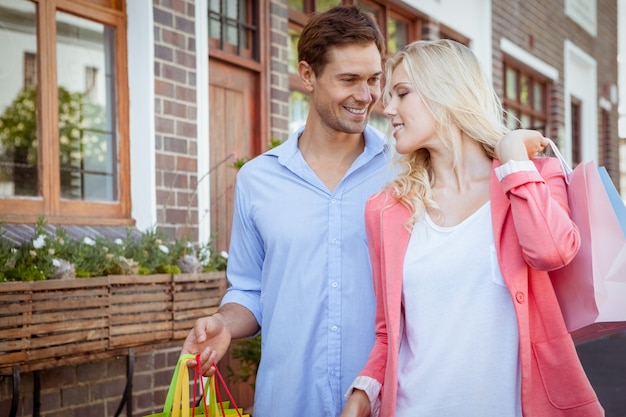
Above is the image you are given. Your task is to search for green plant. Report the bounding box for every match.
[228,334,262,389]
[0,85,106,196]
[0,218,228,282]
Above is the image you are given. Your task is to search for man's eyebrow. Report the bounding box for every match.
[336,70,383,78]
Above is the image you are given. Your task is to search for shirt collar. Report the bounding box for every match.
[266,125,387,166]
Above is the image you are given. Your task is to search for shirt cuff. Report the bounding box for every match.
[344,376,382,417]
[495,160,538,181]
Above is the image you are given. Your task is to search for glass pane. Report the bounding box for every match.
[505,68,517,100]
[534,83,544,112]
[56,12,117,201]
[505,109,519,130]
[520,114,531,128]
[289,90,309,133]
[316,0,341,11]
[288,28,300,74]
[520,74,529,105]
[288,0,304,12]
[388,17,408,54]
[225,1,239,45]
[208,0,222,39]
[0,0,39,197]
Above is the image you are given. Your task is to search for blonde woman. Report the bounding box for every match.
[341,39,603,417]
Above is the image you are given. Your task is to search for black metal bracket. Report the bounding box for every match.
[114,348,134,417]
[8,366,20,417]
[7,348,134,417]
[33,371,40,417]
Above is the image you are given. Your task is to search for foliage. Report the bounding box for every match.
[228,334,262,390]
[0,85,106,172]
[0,217,228,282]
[230,138,283,170]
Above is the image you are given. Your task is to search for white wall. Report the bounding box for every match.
[399,0,493,80]
[564,40,598,163]
[127,0,157,231]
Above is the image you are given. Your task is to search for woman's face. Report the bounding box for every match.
[383,64,437,155]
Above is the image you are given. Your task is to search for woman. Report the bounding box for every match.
[341,39,603,417]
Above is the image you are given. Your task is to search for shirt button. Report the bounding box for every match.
[331,238,338,244]
[515,292,526,303]
[331,325,338,332]
[331,199,337,204]
[331,281,338,288]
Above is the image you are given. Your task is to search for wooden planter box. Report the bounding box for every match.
[0,272,226,372]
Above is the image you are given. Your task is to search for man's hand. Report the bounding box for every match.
[181,314,232,376]
[181,303,259,376]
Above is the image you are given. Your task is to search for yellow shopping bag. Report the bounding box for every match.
[144,354,249,417]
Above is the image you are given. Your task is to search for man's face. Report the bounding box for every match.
[307,43,383,134]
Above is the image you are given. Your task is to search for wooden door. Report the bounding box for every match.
[208,59,259,254]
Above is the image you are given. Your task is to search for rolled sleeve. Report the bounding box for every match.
[344,376,382,417]
[495,159,538,181]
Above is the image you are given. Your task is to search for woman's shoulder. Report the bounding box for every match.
[366,188,396,209]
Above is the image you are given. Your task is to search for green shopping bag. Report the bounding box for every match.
[144,354,249,417]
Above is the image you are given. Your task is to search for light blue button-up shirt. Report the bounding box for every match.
[221,125,392,417]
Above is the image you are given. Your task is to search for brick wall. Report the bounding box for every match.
[0,343,181,417]
[492,0,620,181]
[0,343,255,417]
[269,0,290,142]
[153,0,199,241]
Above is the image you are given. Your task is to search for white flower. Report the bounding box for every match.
[220,251,229,259]
[52,259,61,267]
[114,238,124,245]
[83,237,96,246]
[158,245,169,254]
[32,235,46,249]
[199,246,211,258]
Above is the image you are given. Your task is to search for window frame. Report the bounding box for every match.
[0,0,131,226]
[502,57,551,136]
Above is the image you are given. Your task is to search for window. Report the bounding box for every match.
[571,97,582,165]
[600,108,610,168]
[208,0,258,61]
[503,59,550,136]
[0,0,130,225]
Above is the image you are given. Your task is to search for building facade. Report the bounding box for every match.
[0,0,619,416]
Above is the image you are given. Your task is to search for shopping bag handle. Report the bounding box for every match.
[165,354,245,417]
[211,362,244,417]
[162,355,189,415]
[546,138,573,179]
[162,354,210,417]
[193,355,210,417]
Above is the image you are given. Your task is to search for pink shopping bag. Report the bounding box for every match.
[547,140,626,344]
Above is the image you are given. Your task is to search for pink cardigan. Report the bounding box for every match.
[359,157,604,416]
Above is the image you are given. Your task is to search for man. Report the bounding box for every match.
[182,6,390,416]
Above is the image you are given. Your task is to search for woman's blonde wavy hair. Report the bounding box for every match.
[383,39,509,225]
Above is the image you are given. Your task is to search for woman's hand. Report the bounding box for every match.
[340,390,372,417]
[496,129,549,163]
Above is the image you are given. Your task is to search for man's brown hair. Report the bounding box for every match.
[298,5,386,76]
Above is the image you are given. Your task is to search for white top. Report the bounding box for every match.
[395,202,522,417]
